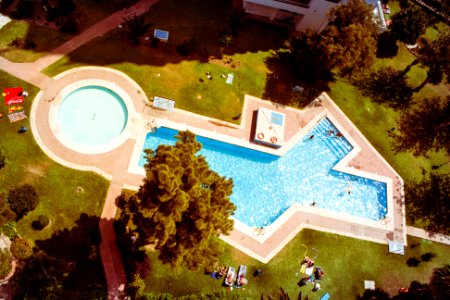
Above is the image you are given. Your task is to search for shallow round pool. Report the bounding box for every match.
[57,85,128,148]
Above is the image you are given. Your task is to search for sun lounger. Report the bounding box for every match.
[320,292,330,300]
[223,266,236,286]
[226,73,234,85]
[235,265,247,288]
[7,111,27,123]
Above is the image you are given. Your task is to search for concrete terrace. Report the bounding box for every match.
[30,66,406,266]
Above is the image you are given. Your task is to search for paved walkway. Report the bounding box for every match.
[407,226,450,245]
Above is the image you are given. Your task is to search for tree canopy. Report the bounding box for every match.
[323,0,379,77]
[7,184,39,220]
[414,32,450,91]
[406,173,450,235]
[134,131,236,270]
[394,96,450,156]
[281,29,333,82]
[390,6,428,45]
[355,66,413,109]
[281,0,379,81]
[124,15,153,45]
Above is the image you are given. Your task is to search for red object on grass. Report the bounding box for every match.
[3,87,24,106]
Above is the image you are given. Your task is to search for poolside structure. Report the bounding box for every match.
[254,107,285,148]
[152,96,175,111]
[30,66,406,265]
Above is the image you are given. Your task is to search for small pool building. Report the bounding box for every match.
[254,107,285,148]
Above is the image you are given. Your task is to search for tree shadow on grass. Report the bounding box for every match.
[353,67,414,110]
[11,213,107,299]
[262,55,333,108]
[41,0,289,70]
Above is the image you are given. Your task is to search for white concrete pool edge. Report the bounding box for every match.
[319,93,407,245]
[48,79,138,155]
[31,90,113,180]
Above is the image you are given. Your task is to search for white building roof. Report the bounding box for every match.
[153,96,175,111]
[254,107,285,148]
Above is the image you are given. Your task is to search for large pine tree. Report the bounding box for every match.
[135,131,236,270]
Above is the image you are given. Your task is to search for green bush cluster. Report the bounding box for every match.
[10,237,33,260]
[0,147,6,169]
[32,215,50,230]
[7,184,39,220]
[0,196,16,228]
[0,222,18,239]
[0,249,13,279]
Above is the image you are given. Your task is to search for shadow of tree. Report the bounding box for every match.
[392,96,450,156]
[0,0,137,62]
[353,67,414,109]
[355,264,450,299]
[10,213,107,299]
[404,173,450,235]
[263,55,333,108]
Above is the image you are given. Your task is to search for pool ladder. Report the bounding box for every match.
[146,119,157,133]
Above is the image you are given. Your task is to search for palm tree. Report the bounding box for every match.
[123,15,153,45]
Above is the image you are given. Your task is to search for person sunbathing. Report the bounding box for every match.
[238,275,248,285]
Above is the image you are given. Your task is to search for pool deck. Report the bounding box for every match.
[30,66,407,265]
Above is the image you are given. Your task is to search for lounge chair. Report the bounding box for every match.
[235,265,247,288]
[223,266,236,286]
[320,292,330,300]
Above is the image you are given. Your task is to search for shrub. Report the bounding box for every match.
[12,0,34,19]
[175,39,198,56]
[0,0,14,10]
[0,250,12,278]
[127,274,146,299]
[0,221,18,239]
[46,0,76,21]
[59,15,79,34]
[10,237,32,260]
[151,37,160,48]
[32,215,50,230]
[0,196,16,228]
[0,147,6,169]
[7,184,39,220]
[24,40,37,49]
[376,31,398,58]
[9,38,26,48]
[58,0,76,15]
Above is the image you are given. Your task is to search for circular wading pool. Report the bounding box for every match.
[56,85,129,153]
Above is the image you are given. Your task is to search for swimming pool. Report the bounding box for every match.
[139,118,387,227]
[57,85,128,147]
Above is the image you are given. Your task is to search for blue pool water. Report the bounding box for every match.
[139,118,387,227]
[58,86,128,147]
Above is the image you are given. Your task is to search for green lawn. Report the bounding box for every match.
[0,70,109,295]
[43,0,287,123]
[142,230,450,299]
[0,20,73,62]
[0,0,138,62]
[327,78,450,183]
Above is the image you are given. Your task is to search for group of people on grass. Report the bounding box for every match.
[299,258,325,292]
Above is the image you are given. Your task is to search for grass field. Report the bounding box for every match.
[0,0,137,62]
[142,230,450,299]
[0,70,109,294]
